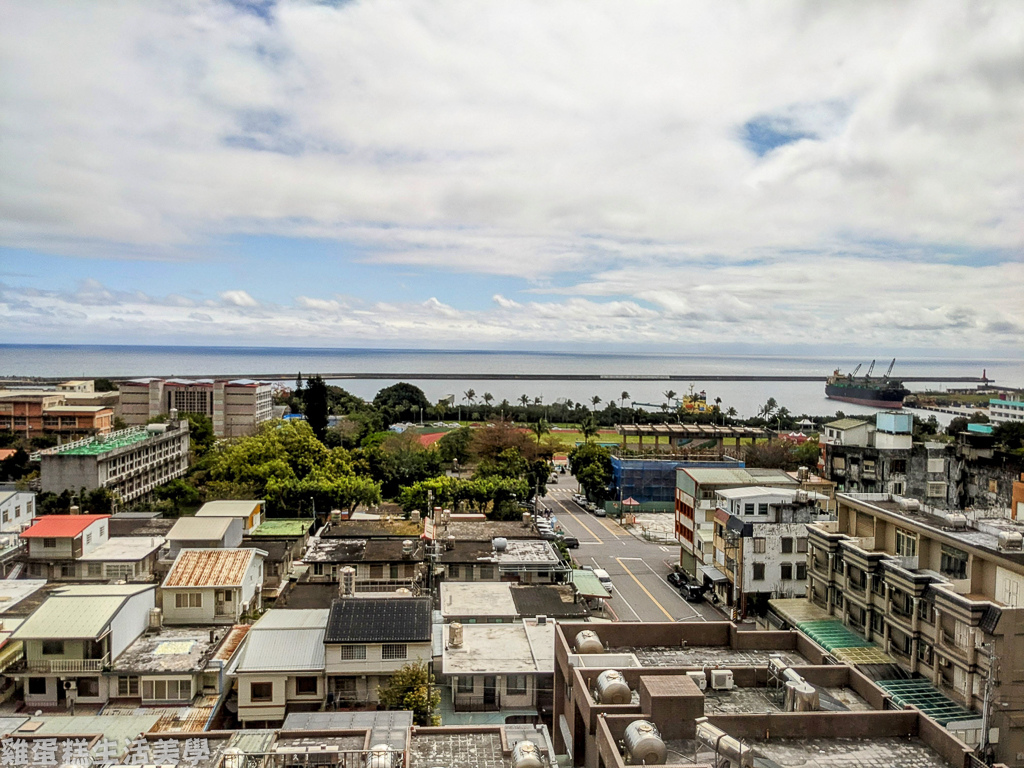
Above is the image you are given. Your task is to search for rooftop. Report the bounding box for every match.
[112,627,228,674]
[163,548,261,588]
[12,585,153,640]
[325,597,431,644]
[665,736,953,768]
[440,582,517,618]
[437,538,560,566]
[78,536,165,561]
[443,519,541,541]
[825,418,872,430]
[510,584,588,619]
[408,731,513,768]
[442,619,555,675]
[195,499,263,518]
[250,518,315,537]
[0,580,47,614]
[166,516,236,541]
[620,645,808,668]
[232,609,328,673]
[303,537,425,564]
[53,429,152,456]
[678,467,800,486]
[19,514,109,538]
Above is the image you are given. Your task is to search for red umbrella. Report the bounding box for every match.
[621,497,640,507]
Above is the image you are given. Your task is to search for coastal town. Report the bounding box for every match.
[0,373,1021,767]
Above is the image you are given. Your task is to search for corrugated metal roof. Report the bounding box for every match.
[166,516,234,540]
[13,596,132,639]
[20,514,109,538]
[195,500,262,518]
[234,626,326,673]
[163,548,259,588]
[253,608,328,630]
[214,624,251,661]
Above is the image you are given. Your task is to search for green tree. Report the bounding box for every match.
[744,440,799,470]
[793,439,821,468]
[620,391,630,409]
[374,383,430,426]
[154,478,202,514]
[531,419,550,444]
[303,375,330,441]
[519,394,529,407]
[181,412,216,458]
[93,378,118,392]
[377,662,440,725]
[482,392,494,407]
[590,395,602,411]
[993,422,1024,451]
[437,427,472,464]
[579,415,599,443]
[569,442,612,502]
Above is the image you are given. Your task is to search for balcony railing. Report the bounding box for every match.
[26,655,109,673]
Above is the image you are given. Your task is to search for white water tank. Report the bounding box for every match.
[898,497,920,511]
[710,669,734,691]
[696,719,752,767]
[148,607,163,631]
[366,745,396,768]
[402,539,415,558]
[511,740,544,768]
[411,510,421,523]
[596,670,632,704]
[340,566,356,597]
[574,629,604,654]
[685,670,707,690]
[523,512,532,526]
[623,720,666,765]
[492,537,508,552]
[449,622,464,648]
[946,513,968,530]
[998,531,1023,551]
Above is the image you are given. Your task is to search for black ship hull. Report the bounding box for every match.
[825,383,907,408]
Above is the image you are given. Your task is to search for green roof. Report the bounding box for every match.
[251,519,315,537]
[57,430,150,456]
[571,570,610,598]
[875,679,977,726]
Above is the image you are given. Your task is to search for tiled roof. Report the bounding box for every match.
[163,548,259,588]
[325,597,431,644]
[19,514,109,539]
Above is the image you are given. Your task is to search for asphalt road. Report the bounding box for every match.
[543,483,724,623]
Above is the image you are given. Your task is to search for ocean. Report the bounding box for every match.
[1,344,1020,421]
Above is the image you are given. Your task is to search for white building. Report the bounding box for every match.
[118,378,274,437]
[10,584,156,707]
[194,500,265,536]
[231,609,328,724]
[20,514,110,580]
[165,516,244,555]
[990,397,1024,425]
[161,548,265,624]
[323,597,432,706]
[0,491,35,533]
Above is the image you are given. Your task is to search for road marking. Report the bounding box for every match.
[595,515,630,538]
[637,559,706,622]
[549,498,603,543]
[614,557,675,621]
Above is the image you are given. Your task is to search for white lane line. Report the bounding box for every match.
[636,559,706,622]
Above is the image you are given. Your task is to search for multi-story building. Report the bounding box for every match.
[38,420,190,505]
[0,491,35,533]
[0,391,113,437]
[710,487,830,616]
[802,492,1024,766]
[991,396,1024,425]
[160,548,265,625]
[118,378,274,437]
[674,467,799,580]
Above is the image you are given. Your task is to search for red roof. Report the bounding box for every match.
[20,514,110,539]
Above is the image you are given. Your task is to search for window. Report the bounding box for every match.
[941,545,969,579]
[86,533,92,545]
[250,681,273,702]
[118,676,140,696]
[457,676,474,693]
[752,563,765,581]
[890,459,907,474]
[339,645,367,660]
[28,678,47,695]
[780,563,793,580]
[917,600,935,624]
[370,564,384,579]
[891,482,905,496]
[796,537,808,553]
[87,563,103,578]
[382,644,407,660]
[744,503,755,515]
[796,562,807,580]
[895,528,918,558]
[390,564,400,579]
[76,677,99,698]
[143,678,191,701]
[295,676,319,695]
[43,538,57,549]
[175,592,202,608]
[1,511,6,524]
[781,537,793,554]
[61,564,76,579]
[42,640,64,655]
[757,503,769,515]
[479,566,495,580]
[312,563,324,576]
[752,538,766,554]
[448,565,460,578]
[506,675,528,696]
[927,482,947,498]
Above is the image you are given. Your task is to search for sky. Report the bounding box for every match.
[0,0,1022,355]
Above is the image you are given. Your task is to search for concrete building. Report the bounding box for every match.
[302,536,426,591]
[118,377,274,437]
[710,487,830,616]
[0,385,116,438]
[19,514,109,579]
[0,491,35,533]
[160,548,265,624]
[38,421,190,506]
[674,467,800,580]
[439,582,588,624]
[10,584,156,708]
[323,596,432,707]
[991,397,1024,426]
[798,492,1024,766]
[230,608,328,725]
[193,499,265,535]
[165,515,244,556]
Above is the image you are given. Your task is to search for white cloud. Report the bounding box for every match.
[219,289,259,307]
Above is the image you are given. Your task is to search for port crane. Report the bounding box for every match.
[865,359,876,377]
[883,358,896,378]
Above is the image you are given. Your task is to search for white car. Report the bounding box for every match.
[592,568,614,593]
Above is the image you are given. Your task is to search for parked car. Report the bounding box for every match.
[666,571,686,588]
[680,583,706,602]
[561,535,580,549]
[538,529,560,541]
[593,505,607,517]
[593,568,614,593]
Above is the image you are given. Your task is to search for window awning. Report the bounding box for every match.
[700,565,728,583]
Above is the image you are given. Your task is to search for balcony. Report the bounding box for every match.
[25,655,109,673]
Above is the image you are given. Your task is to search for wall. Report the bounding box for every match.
[237,672,287,723]
[0,492,35,533]
[161,588,216,624]
[108,589,156,660]
[324,641,433,675]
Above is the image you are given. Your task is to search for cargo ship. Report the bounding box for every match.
[825,359,909,409]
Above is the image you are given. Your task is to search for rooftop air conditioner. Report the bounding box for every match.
[685,671,707,691]
[710,669,734,691]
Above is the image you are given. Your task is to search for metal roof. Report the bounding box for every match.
[19,514,109,538]
[824,418,871,430]
[679,467,799,486]
[12,586,154,640]
[166,516,234,540]
[233,609,328,673]
[195,500,262,519]
[570,569,610,598]
[325,597,431,644]
[163,548,261,588]
[78,536,165,561]
[250,519,314,537]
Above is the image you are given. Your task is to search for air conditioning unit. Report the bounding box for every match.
[685,671,707,691]
[710,669,734,691]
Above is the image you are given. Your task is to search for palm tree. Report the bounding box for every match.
[519,394,530,408]
[533,396,543,406]
[714,396,722,424]
[463,389,476,405]
[663,389,677,405]
[726,406,738,420]
[532,419,551,444]
[580,415,599,442]
[620,391,630,409]
[590,395,602,411]
[435,399,448,420]
[483,392,493,407]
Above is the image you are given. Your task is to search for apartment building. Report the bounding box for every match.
[674,467,799,580]
[710,487,830,616]
[38,421,190,505]
[118,378,274,437]
[803,492,1024,766]
[0,391,113,437]
[991,397,1024,426]
[0,491,35,533]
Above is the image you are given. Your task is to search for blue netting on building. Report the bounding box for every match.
[610,457,745,505]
